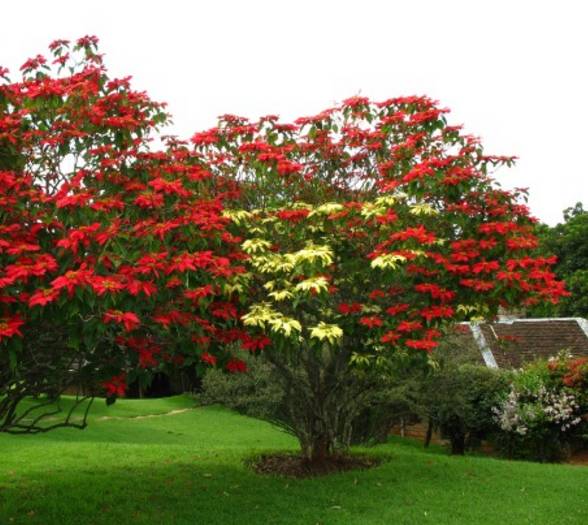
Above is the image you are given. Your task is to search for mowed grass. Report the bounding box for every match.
[1,396,587,525]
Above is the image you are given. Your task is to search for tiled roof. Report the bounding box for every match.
[467,318,588,369]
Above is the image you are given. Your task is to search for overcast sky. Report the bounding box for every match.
[2,1,586,225]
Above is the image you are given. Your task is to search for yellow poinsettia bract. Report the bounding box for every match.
[295,276,329,294]
[222,209,253,225]
[309,322,343,345]
[409,203,438,216]
[241,303,282,328]
[268,289,294,302]
[289,244,334,267]
[241,238,272,254]
[242,303,302,337]
[309,202,345,216]
[268,316,302,337]
[370,253,407,270]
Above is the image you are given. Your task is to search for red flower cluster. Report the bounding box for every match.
[102,374,127,397]
[0,38,249,400]
[0,315,24,342]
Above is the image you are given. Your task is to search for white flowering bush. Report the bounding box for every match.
[493,372,583,461]
[494,385,581,435]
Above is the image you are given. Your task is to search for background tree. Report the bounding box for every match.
[531,202,588,317]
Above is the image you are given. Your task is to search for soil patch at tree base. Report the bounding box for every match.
[248,452,382,478]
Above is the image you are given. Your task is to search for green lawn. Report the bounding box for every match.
[0,396,587,525]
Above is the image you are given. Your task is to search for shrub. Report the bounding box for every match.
[492,357,586,461]
[199,352,284,421]
[418,364,508,454]
[547,353,588,393]
[392,332,507,454]
[349,376,418,445]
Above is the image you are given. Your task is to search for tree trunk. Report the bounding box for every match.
[451,433,466,455]
[424,419,433,448]
[307,434,332,464]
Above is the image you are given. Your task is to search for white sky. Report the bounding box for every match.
[2,0,587,225]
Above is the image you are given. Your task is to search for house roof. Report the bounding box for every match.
[466,318,588,369]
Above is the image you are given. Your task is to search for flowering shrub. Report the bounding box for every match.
[547,353,588,391]
[493,358,586,461]
[0,38,246,432]
[494,385,581,434]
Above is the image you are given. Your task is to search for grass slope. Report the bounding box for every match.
[1,395,587,525]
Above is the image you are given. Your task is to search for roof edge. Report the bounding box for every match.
[461,317,587,326]
[469,324,499,369]
[576,318,588,339]
[492,317,588,325]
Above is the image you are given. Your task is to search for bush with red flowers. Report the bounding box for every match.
[0,40,567,450]
[194,97,568,462]
[0,38,247,432]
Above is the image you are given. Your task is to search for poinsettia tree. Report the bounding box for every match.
[0,38,250,433]
[194,97,568,462]
[0,38,567,455]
